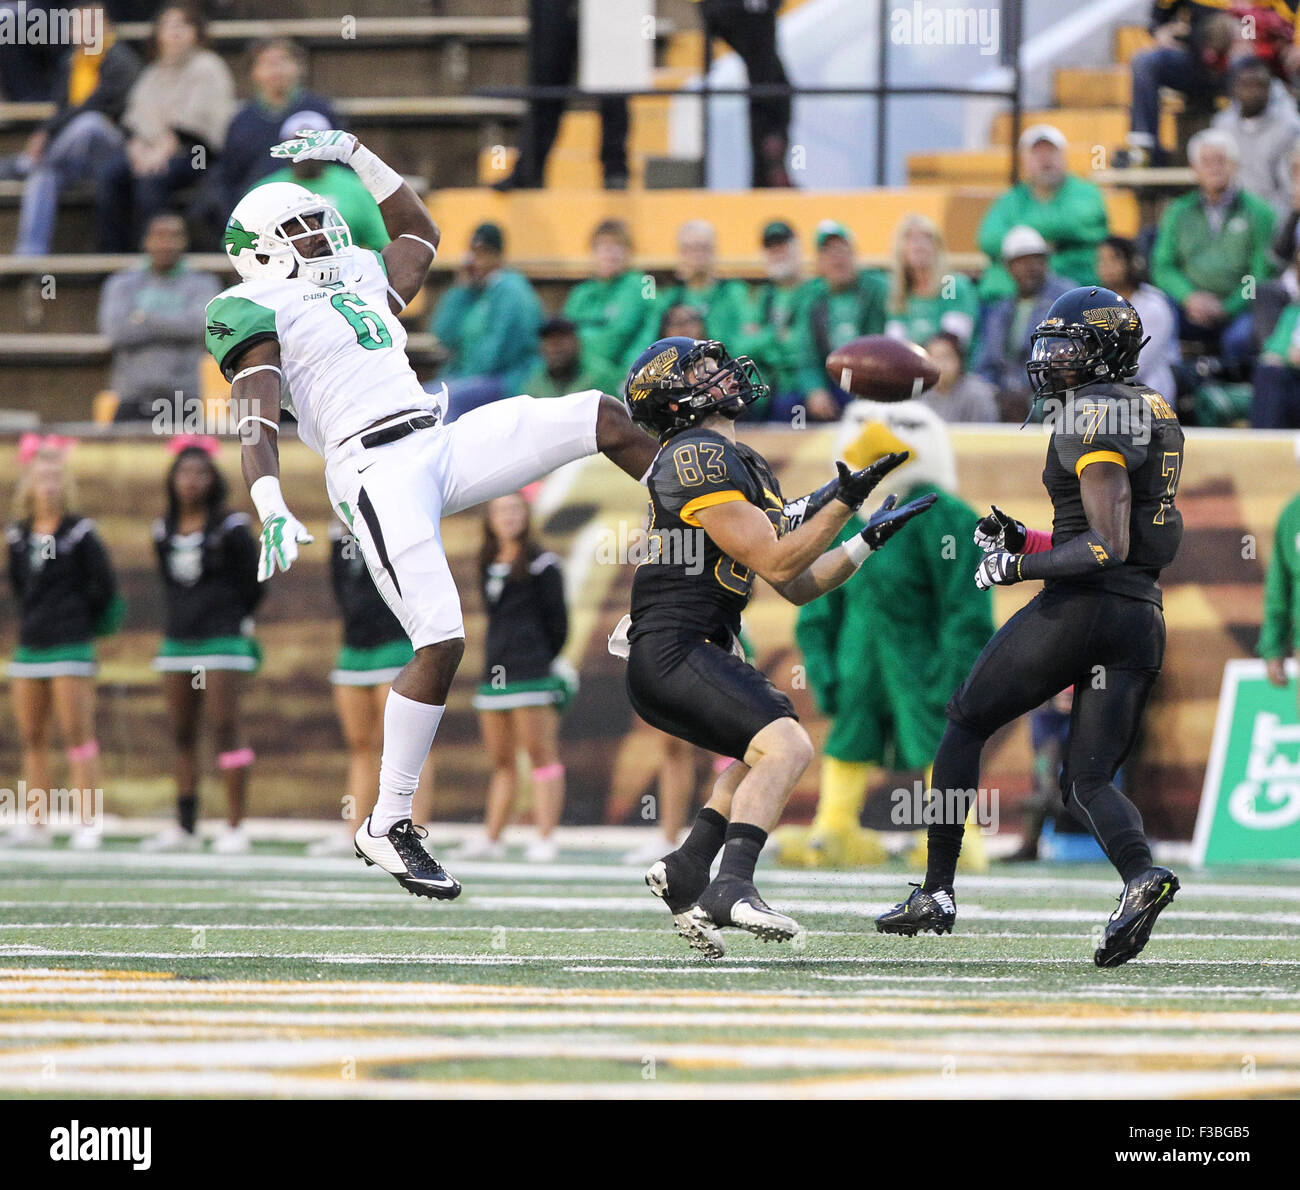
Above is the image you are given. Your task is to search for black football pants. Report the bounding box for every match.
[925,584,1164,886]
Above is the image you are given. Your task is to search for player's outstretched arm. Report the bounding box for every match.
[270,128,440,312]
[975,462,1130,589]
[230,339,314,582]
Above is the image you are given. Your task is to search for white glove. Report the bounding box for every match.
[270,128,357,166]
[974,549,1018,591]
[257,511,314,582]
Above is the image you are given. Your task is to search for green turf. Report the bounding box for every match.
[1,845,1298,1097]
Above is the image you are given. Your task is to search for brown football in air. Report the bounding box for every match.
[826,334,941,401]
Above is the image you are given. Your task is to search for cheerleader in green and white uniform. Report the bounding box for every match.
[145,440,262,854]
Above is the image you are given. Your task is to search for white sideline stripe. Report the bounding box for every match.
[4,898,1300,931]
[2,946,1300,967]
[3,922,1294,945]
[3,848,1297,902]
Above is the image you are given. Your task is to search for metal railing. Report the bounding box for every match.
[476,0,1025,189]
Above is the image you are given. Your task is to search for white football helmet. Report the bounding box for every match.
[223,182,353,286]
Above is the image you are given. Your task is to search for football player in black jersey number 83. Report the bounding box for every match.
[620,336,937,958]
[875,287,1186,967]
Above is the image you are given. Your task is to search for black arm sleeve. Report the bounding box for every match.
[1016,530,1120,581]
[782,475,841,531]
[535,562,568,659]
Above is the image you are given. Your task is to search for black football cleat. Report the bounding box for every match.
[875,883,957,936]
[354,816,462,900]
[1094,866,1180,968]
[646,850,723,958]
[694,874,803,945]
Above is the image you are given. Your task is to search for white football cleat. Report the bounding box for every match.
[523,835,559,863]
[354,816,462,899]
[455,834,507,861]
[67,826,103,851]
[211,824,251,855]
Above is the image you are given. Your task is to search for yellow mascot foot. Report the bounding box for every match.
[772,825,815,868]
[806,827,888,869]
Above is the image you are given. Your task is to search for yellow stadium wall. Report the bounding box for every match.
[0,426,1288,839]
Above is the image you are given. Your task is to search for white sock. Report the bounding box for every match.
[370,691,444,834]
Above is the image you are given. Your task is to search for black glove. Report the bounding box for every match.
[858,491,938,551]
[973,505,1026,553]
[832,451,909,510]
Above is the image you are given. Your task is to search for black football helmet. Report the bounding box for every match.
[623,337,769,439]
[1027,286,1148,399]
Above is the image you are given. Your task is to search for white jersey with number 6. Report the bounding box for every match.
[204,247,439,455]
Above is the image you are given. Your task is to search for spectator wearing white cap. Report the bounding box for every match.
[1151,127,1275,374]
[251,112,389,251]
[976,124,1109,303]
[973,225,1073,420]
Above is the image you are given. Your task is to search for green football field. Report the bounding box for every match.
[1,842,1298,1099]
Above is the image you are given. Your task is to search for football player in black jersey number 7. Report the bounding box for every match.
[621,337,937,957]
[875,287,1186,967]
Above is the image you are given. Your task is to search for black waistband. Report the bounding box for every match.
[359,413,440,451]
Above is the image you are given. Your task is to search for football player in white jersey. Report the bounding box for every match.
[206,128,657,898]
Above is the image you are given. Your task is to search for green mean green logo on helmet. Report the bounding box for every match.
[224,219,259,254]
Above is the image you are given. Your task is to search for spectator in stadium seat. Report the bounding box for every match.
[95,4,235,252]
[796,220,888,421]
[1096,235,1181,403]
[885,213,979,358]
[218,38,337,215]
[562,219,647,376]
[253,113,388,251]
[1270,144,1300,272]
[1211,56,1300,220]
[495,0,628,190]
[1151,127,1275,375]
[517,316,621,399]
[1258,224,1300,355]
[973,225,1072,421]
[1260,483,1300,693]
[919,332,998,423]
[428,221,543,421]
[976,124,1108,303]
[639,219,750,360]
[1126,2,1238,166]
[736,220,808,422]
[658,302,707,341]
[9,8,140,256]
[699,0,793,187]
[1252,293,1300,427]
[97,212,221,423]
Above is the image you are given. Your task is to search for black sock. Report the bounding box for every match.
[1067,782,1152,883]
[923,719,986,891]
[717,822,767,883]
[177,794,198,835]
[679,806,727,867]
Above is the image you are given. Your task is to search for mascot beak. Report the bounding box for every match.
[841,421,912,470]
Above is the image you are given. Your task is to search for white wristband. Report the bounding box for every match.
[842,534,872,567]
[349,143,403,203]
[250,475,290,525]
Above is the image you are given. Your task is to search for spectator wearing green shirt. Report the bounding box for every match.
[562,219,648,376]
[1152,127,1276,374]
[977,124,1108,302]
[639,219,749,356]
[885,213,979,359]
[256,113,388,250]
[517,317,622,399]
[1260,488,1300,703]
[1252,300,1300,426]
[428,221,543,421]
[797,220,888,421]
[735,220,809,422]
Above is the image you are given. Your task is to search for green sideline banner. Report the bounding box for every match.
[1194,659,1300,866]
